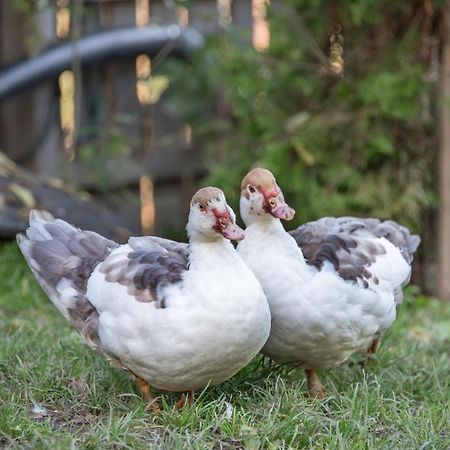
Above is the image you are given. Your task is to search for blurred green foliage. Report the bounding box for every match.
[164,0,443,231]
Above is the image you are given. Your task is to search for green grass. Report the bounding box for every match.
[0,242,449,449]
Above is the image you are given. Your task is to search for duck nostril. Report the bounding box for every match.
[219,218,227,228]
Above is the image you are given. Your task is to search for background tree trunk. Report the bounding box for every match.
[438,1,450,301]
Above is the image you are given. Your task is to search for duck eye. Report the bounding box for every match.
[248,185,256,194]
[199,203,206,212]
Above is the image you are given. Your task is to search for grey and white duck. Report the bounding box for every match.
[237,168,420,398]
[17,187,271,409]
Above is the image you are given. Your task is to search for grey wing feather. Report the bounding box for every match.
[129,236,189,265]
[17,210,119,352]
[99,236,189,307]
[366,219,420,264]
[312,217,420,264]
[289,216,420,287]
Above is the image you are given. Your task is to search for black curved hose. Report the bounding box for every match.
[0,25,204,101]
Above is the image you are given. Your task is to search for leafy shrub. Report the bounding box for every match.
[165,1,441,231]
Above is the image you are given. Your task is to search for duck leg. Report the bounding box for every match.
[175,390,195,409]
[306,369,325,399]
[135,375,161,412]
[366,336,380,365]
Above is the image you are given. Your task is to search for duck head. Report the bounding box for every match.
[240,168,295,226]
[187,187,245,242]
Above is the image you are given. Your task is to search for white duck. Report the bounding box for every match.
[237,168,420,397]
[17,187,271,409]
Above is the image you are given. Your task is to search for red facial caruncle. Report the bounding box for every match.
[261,186,295,221]
[261,188,280,214]
[212,208,245,241]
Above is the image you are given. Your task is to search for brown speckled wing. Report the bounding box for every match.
[289,216,419,288]
[99,237,189,307]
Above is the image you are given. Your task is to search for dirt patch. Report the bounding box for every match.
[29,400,97,432]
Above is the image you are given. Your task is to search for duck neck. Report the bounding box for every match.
[187,238,237,271]
[246,215,286,234]
[245,216,307,266]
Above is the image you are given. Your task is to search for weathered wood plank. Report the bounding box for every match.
[0,153,138,241]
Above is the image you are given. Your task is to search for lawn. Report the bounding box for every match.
[0,241,449,449]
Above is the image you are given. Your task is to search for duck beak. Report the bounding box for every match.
[221,222,245,241]
[213,209,245,241]
[262,187,295,221]
[270,200,295,221]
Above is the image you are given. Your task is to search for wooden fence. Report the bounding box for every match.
[0,0,260,236]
